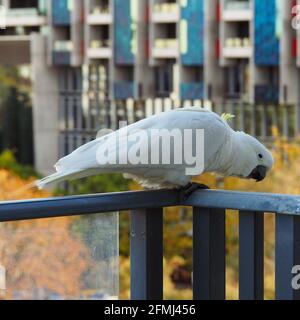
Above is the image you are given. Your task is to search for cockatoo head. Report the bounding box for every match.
[231,132,274,182]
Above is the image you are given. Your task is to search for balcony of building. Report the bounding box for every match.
[52,40,73,65]
[87,40,112,59]
[87,2,112,25]
[152,38,179,59]
[223,37,252,59]
[5,8,46,27]
[222,0,252,21]
[151,2,179,24]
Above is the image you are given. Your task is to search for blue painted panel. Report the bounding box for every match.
[114,0,134,65]
[180,82,204,99]
[181,0,204,66]
[254,0,279,65]
[52,0,71,26]
[38,0,47,15]
[114,82,135,99]
[254,85,279,103]
[52,52,71,66]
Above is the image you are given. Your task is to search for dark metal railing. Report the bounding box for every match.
[1,189,300,300]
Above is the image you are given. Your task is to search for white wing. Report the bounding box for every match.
[37,108,230,188]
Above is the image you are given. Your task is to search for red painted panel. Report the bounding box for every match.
[292,38,297,57]
[216,1,221,22]
[292,0,297,17]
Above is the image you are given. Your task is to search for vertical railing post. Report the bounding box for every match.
[261,105,267,139]
[275,214,300,300]
[239,211,264,300]
[130,208,163,300]
[240,102,245,132]
[193,208,226,300]
[251,104,257,137]
[282,105,289,138]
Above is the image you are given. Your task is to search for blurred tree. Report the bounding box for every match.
[0,164,91,299]
[0,150,37,180]
[0,217,91,299]
[0,66,33,165]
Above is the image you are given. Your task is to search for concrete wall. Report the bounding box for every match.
[31,33,60,176]
[71,0,84,66]
[205,0,224,102]
[135,0,154,99]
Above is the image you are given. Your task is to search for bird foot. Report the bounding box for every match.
[179,182,210,201]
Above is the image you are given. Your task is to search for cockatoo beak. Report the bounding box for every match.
[248,165,267,182]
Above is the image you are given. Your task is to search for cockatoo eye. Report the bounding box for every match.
[258,154,263,159]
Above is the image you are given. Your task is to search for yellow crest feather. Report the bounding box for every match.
[221,113,235,122]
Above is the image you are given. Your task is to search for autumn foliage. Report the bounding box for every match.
[0,167,91,299]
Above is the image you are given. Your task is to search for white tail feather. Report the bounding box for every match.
[36,170,83,189]
[36,167,112,189]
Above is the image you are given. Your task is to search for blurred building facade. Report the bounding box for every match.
[0,0,299,174]
[0,0,46,64]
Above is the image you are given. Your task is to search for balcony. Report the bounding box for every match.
[152,39,179,59]
[223,38,252,58]
[1,189,300,300]
[151,3,179,23]
[87,6,112,25]
[52,41,73,65]
[5,8,46,27]
[87,40,112,59]
[54,40,73,52]
[223,1,252,21]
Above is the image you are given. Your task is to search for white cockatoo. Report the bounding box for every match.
[37,107,274,197]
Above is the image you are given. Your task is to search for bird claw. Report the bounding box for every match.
[179,182,210,201]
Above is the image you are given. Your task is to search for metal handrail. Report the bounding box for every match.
[0,189,179,222]
[1,189,300,222]
[1,189,300,300]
